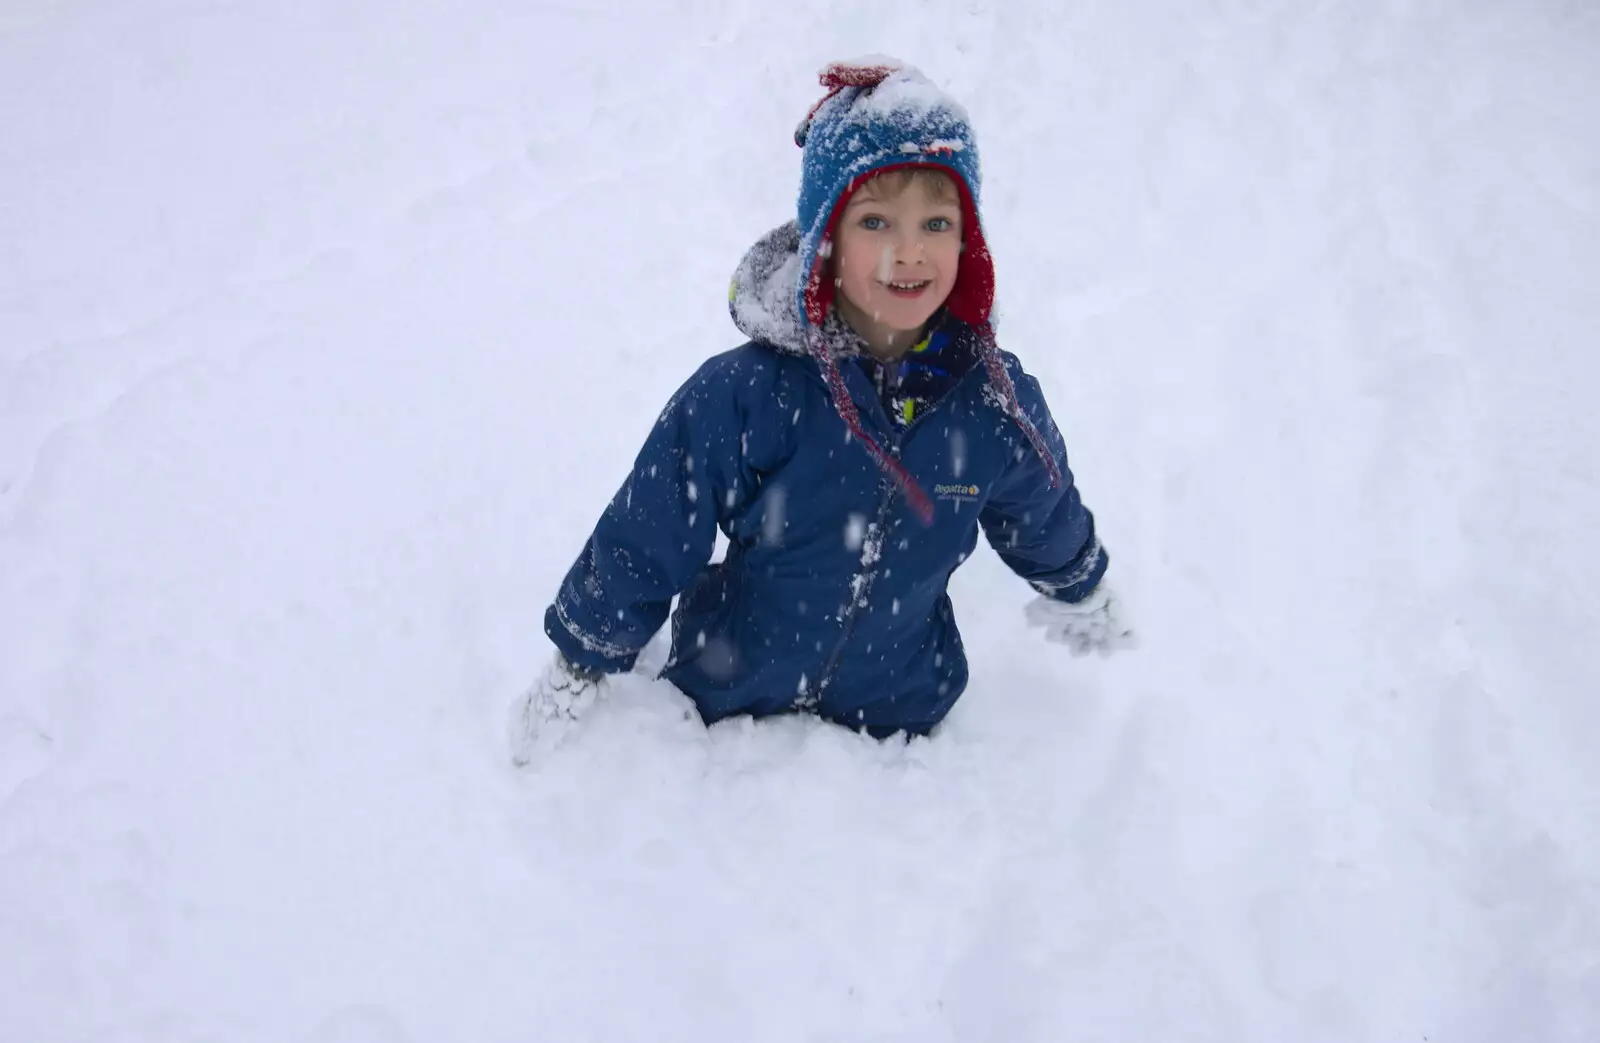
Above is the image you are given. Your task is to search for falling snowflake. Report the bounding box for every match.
[844,513,867,551]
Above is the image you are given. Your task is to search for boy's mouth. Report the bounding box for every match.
[882,279,931,299]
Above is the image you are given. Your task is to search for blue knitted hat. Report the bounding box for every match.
[792,58,995,331]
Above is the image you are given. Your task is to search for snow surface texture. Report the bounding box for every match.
[3,1,1598,1041]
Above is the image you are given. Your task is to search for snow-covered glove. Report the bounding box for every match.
[1024,586,1138,657]
[508,653,606,767]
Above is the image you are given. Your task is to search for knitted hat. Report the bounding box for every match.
[793,58,994,331]
[788,58,1061,522]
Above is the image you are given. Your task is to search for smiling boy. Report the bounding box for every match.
[511,59,1133,762]
[831,169,963,358]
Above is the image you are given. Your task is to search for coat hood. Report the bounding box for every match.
[729,220,867,359]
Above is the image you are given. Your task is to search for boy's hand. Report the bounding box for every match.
[1024,586,1138,657]
[508,654,606,767]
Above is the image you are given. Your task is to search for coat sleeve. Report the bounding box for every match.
[978,369,1109,604]
[544,354,755,674]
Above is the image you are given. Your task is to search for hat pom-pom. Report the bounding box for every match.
[796,56,905,147]
[818,56,902,91]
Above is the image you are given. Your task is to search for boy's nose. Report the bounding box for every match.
[894,234,928,260]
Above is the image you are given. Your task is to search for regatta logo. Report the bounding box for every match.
[934,483,981,502]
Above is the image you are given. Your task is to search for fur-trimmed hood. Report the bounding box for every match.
[729,220,869,359]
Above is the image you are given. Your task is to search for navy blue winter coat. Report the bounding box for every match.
[544,224,1107,737]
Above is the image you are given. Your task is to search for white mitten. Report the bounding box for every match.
[508,654,606,766]
[1024,586,1138,657]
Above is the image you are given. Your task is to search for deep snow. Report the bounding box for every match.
[3,1,1598,1041]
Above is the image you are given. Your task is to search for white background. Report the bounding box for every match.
[3,1,1597,1040]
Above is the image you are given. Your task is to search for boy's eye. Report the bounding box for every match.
[925,216,954,232]
[859,215,888,231]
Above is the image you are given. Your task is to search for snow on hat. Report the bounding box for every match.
[789,58,1061,524]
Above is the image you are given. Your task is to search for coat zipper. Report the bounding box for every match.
[806,353,988,707]
[814,453,900,701]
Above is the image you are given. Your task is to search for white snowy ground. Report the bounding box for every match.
[3,1,1598,1040]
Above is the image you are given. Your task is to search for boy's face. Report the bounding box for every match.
[832,174,963,358]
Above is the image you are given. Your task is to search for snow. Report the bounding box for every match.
[3,1,1599,1042]
[845,512,869,551]
[875,241,897,285]
[855,64,972,126]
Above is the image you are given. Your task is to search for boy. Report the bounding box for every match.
[512,59,1133,763]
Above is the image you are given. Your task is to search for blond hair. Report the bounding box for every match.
[855,166,960,203]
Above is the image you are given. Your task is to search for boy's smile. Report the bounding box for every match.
[884,278,932,298]
[831,173,963,360]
